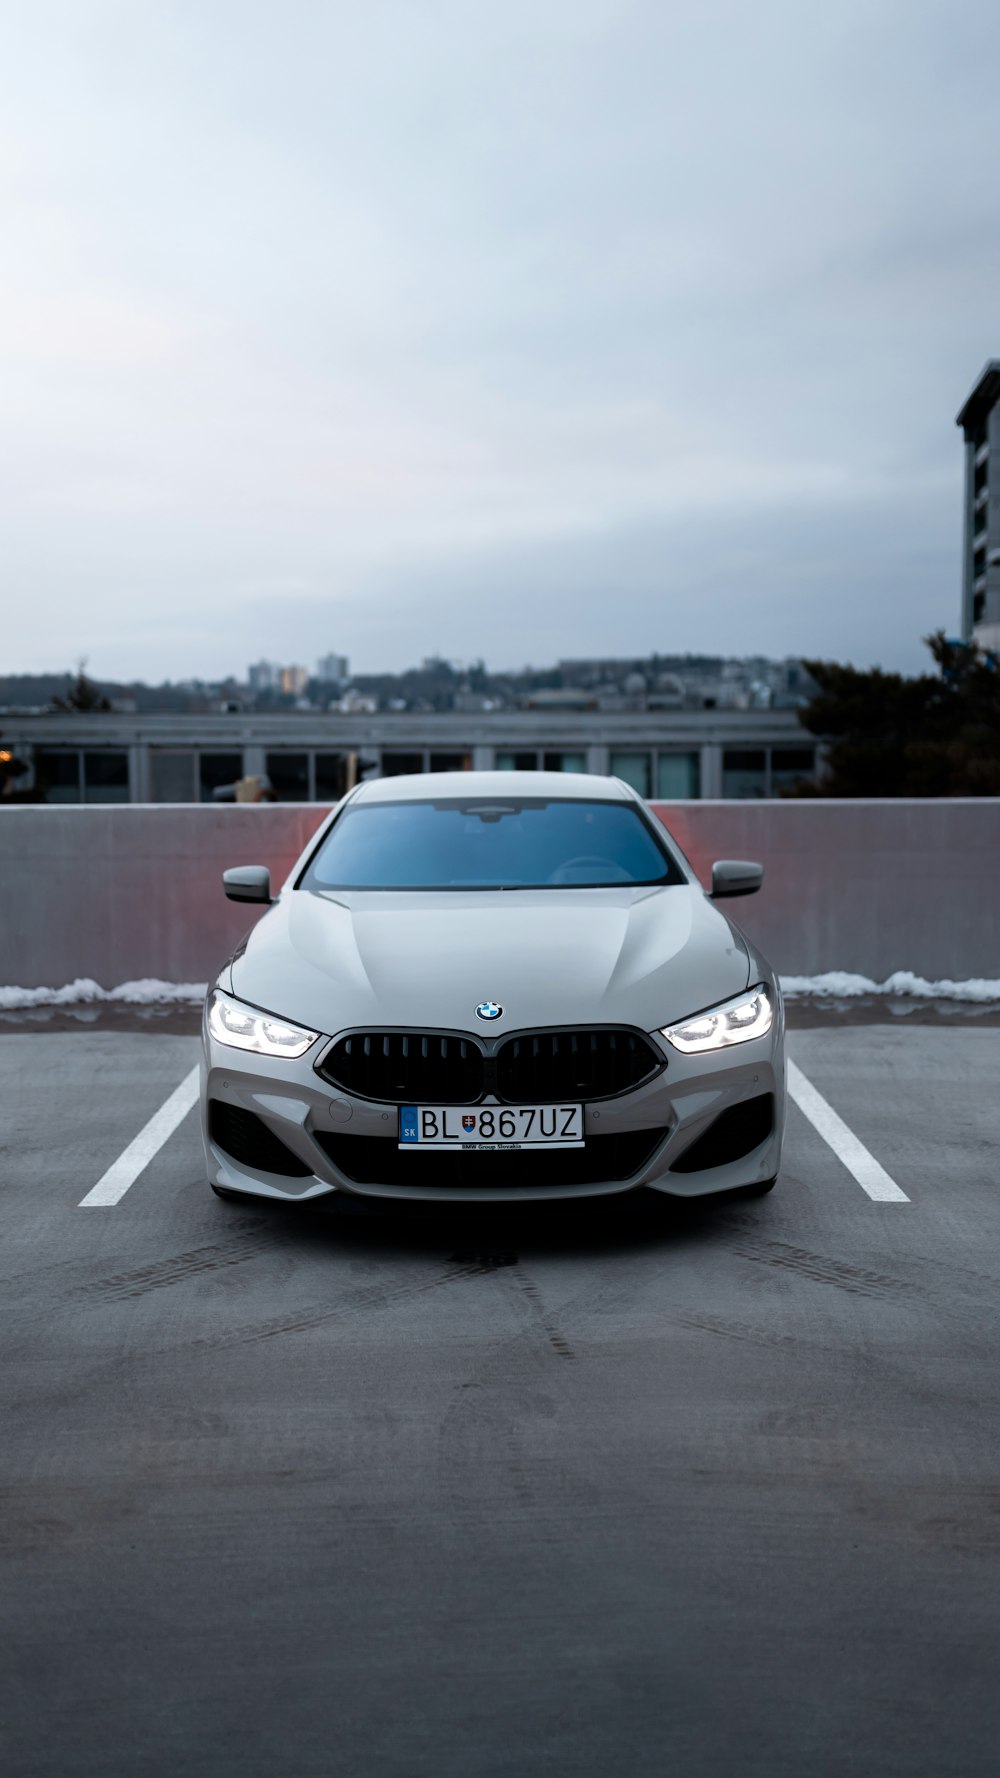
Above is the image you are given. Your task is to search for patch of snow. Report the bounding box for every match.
[780,971,1000,1003]
[0,979,208,1010]
[2,972,998,1011]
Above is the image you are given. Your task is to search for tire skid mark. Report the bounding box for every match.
[448,1251,519,1272]
[851,1480,1000,1553]
[435,1333,570,1545]
[895,1250,1000,1297]
[516,1226,757,1330]
[728,1237,914,1299]
[510,1267,576,1359]
[72,1237,274,1303]
[655,1308,814,1352]
[174,1261,487,1353]
[2,1217,281,1299]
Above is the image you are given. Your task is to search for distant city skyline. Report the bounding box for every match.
[0,647,815,722]
[4,3,1000,681]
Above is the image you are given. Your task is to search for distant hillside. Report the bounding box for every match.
[0,674,76,707]
[0,675,218,713]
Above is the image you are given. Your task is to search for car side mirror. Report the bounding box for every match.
[710,859,763,899]
[223,866,272,904]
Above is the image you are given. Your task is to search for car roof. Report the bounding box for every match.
[351,770,636,804]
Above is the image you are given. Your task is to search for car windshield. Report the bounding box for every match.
[300,797,681,890]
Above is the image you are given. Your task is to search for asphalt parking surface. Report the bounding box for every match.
[2,1018,999,1777]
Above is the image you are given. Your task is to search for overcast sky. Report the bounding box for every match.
[3,0,999,680]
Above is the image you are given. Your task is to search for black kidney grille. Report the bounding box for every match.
[496,1029,661,1103]
[318,1027,662,1105]
[209,1101,313,1178]
[319,1031,484,1104]
[315,1127,665,1189]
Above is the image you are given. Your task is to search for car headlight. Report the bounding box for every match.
[660,985,773,1054]
[207,990,318,1058]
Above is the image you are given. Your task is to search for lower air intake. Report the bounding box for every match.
[670,1094,774,1174]
[209,1101,313,1178]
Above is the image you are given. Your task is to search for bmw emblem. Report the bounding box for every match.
[475,1001,503,1021]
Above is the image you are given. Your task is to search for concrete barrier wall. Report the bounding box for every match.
[0,805,330,989]
[0,800,996,988]
[648,800,999,982]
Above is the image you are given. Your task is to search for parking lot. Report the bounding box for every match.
[3,1009,1000,1777]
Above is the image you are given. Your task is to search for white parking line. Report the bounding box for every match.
[79,1066,200,1207]
[76,1058,900,1209]
[786,1058,909,1203]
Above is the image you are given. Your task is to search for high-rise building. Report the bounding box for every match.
[316,653,350,683]
[247,660,279,691]
[956,361,1000,650]
[280,665,310,696]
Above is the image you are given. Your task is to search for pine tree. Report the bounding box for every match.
[792,633,1000,795]
[52,662,112,713]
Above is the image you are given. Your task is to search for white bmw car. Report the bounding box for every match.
[202,771,784,1205]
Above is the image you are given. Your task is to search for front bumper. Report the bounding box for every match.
[201,1007,785,1205]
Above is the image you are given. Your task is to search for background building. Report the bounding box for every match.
[0,707,818,804]
[247,661,279,692]
[957,360,1000,651]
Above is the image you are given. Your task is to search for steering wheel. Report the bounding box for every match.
[547,855,627,884]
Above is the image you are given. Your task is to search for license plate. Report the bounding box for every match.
[399,1104,584,1150]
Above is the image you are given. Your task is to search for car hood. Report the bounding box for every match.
[229,886,751,1038]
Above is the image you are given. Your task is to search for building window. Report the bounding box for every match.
[150,751,196,802]
[429,752,472,772]
[609,751,651,797]
[769,749,816,794]
[722,749,767,798]
[199,753,244,802]
[35,749,83,803]
[83,751,130,803]
[542,752,587,773]
[655,752,700,799]
[315,753,349,801]
[495,751,538,770]
[266,752,310,800]
[381,752,425,777]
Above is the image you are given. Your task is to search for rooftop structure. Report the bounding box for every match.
[0,706,818,805]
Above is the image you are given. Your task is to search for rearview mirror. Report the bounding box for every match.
[710,859,763,899]
[223,866,272,904]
